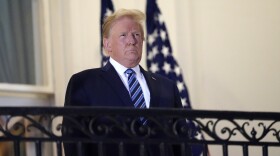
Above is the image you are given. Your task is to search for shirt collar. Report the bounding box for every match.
[109,58,141,76]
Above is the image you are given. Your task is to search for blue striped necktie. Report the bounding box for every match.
[125,69,147,125]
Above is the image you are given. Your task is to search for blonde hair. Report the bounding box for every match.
[102,9,145,39]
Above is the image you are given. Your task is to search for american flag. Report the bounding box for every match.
[146,0,205,155]
[146,0,191,108]
[100,0,114,67]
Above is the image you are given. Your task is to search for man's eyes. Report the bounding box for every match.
[119,33,141,38]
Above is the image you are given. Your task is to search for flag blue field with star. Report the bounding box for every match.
[146,0,205,155]
[100,0,114,67]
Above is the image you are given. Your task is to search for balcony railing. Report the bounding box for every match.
[0,107,280,156]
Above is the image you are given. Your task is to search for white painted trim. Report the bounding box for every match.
[41,0,54,91]
[0,83,53,94]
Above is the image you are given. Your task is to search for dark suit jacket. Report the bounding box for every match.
[63,62,185,156]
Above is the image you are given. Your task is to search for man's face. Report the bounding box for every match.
[103,16,144,68]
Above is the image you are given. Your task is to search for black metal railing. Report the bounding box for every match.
[0,107,280,156]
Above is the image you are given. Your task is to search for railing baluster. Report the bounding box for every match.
[262,145,268,156]
[140,143,146,156]
[222,144,228,156]
[186,143,192,156]
[203,144,208,156]
[159,143,165,156]
[35,141,42,156]
[77,142,83,156]
[13,140,20,156]
[56,141,62,156]
[98,142,104,156]
[180,143,186,156]
[119,142,125,156]
[242,145,248,156]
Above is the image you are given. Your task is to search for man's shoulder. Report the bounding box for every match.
[76,67,102,74]
[71,68,103,79]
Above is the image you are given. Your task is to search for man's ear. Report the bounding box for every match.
[103,38,112,52]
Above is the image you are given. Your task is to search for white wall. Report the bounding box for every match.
[181,0,280,112]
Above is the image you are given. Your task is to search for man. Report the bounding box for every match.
[63,9,185,156]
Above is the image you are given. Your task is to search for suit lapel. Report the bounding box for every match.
[101,63,133,107]
[140,66,160,108]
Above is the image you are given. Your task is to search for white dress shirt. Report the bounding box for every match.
[109,58,150,108]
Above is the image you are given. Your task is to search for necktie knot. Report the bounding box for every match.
[125,69,136,80]
[125,68,135,75]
